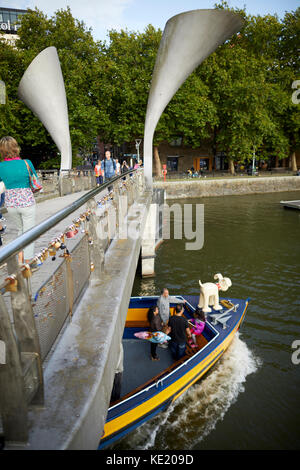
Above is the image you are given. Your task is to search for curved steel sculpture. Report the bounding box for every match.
[18,47,72,171]
[143,9,244,187]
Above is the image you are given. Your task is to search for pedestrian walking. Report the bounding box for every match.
[101,150,116,180]
[94,159,103,186]
[0,136,39,263]
[115,158,121,175]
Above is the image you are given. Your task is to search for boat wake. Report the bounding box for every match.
[113,333,262,450]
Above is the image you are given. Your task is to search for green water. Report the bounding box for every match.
[117,190,300,450]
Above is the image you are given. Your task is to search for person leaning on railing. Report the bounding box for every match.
[0,136,38,264]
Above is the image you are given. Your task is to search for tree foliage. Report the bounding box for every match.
[0,7,101,167]
[0,5,299,170]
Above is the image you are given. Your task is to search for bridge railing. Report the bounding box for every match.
[0,168,145,444]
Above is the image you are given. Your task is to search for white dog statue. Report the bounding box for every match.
[198,273,232,313]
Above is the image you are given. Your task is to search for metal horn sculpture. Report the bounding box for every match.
[143,9,244,187]
[18,46,72,171]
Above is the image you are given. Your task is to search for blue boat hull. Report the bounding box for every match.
[99,295,249,449]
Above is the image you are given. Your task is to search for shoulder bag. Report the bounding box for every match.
[24,160,42,193]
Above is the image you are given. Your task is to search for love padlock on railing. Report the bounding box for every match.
[5,275,18,292]
[54,240,61,250]
[49,243,56,257]
[66,226,78,238]
[22,263,32,279]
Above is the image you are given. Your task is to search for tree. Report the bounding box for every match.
[94,26,162,146]
[1,5,298,173]
[97,27,218,174]
[1,7,102,167]
[276,8,300,171]
[198,5,291,173]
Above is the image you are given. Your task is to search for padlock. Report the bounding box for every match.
[49,245,56,257]
[22,263,32,278]
[5,275,18,292]
[66,229,76,238]
[36,254,44,266]
[90,262,95,272]
[54,240,61,250]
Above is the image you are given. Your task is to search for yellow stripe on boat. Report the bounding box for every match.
[102,302,248,441]
[102,344,224,439]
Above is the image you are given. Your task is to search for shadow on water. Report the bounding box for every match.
[113,190,300,450]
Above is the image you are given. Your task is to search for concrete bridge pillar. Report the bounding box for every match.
[141,188,165,277]
[141,202,157,277]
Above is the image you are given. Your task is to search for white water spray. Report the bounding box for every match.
[114,334,261,450]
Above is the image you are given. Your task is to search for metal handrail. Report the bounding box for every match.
[0,168,139,265]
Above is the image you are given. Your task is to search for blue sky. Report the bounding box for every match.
[2,0,299,41]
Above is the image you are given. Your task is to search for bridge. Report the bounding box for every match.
[0,8,244,449]
[0,169,165,449]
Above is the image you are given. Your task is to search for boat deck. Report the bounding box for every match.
[121,339,174,397]
[101,296,249,449]
[117,295,247,403]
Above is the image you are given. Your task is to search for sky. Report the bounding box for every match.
[1,0,299,42]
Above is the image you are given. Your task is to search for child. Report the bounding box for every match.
[94,160,103,186]
[188,308,206,348]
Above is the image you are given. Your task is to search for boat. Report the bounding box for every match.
[98,294,249,449]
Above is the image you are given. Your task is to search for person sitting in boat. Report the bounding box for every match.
[188,308,206,348]
[168,303,192,361]
[147,306,170,361]
[157,288,186,328]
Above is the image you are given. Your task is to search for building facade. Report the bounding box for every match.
[0,6,27,46]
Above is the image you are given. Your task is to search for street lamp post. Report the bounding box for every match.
[135,139,142,163]
[252,148,256,175]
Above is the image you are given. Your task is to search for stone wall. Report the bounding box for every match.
[35,171,96,202]
[154,176,300,199]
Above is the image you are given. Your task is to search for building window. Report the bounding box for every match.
[170,137,183,147]
[167,156,178,171]
[0,7,27,34]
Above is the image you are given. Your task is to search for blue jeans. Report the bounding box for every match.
[170,341,186,360]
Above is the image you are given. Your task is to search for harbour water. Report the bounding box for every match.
[113,190,300,450]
